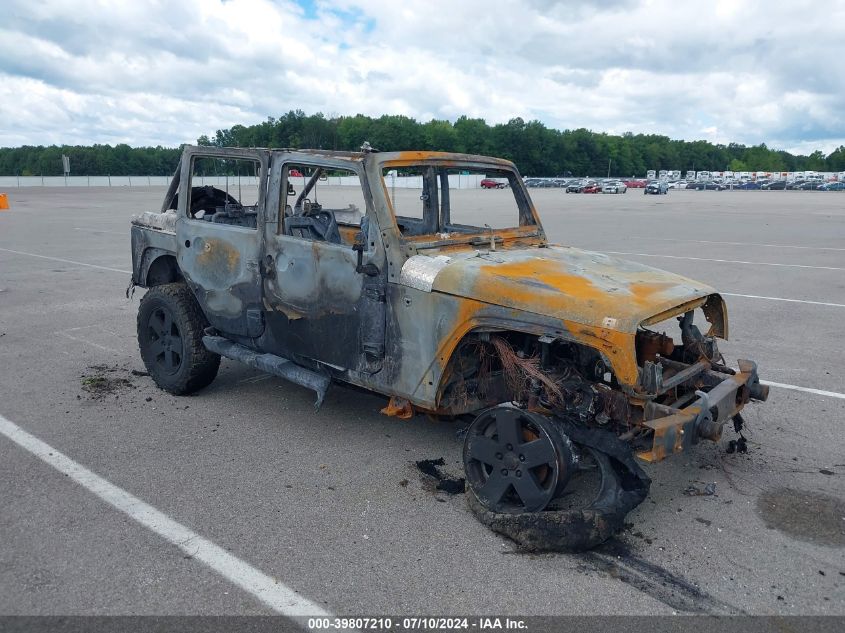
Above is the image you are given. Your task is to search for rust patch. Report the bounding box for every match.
[196,237,241,272]
[381,396,414,419]
[192,238,243,291]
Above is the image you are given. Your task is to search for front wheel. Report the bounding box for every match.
[463,407,572,513]
[137,283,220,395]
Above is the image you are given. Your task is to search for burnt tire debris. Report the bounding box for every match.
[80,364,135,400]
[466,412,651,552]
[415,458,466,495]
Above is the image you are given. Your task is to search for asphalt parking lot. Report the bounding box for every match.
[0,186,843,616]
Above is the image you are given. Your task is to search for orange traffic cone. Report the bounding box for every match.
[0,193,9,210]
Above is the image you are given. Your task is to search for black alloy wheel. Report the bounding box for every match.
[147,305,183,375]
[463,406,573,513]
[137,282,220,395]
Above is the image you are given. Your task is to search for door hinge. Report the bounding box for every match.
[260,255,276,279]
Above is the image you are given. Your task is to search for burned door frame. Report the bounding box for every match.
[175,147,269,339]
[262,153,387,374]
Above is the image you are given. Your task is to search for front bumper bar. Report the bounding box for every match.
[637,359,769,462]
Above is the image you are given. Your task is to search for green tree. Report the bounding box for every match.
[421,119,457,152]
[806,150,826,171]
[826,146,845,171]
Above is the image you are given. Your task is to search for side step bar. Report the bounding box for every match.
[202,335,331,409]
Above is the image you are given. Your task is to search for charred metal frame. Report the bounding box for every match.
[130,146,767,466]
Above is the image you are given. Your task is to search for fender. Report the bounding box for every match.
[131,225,180,287]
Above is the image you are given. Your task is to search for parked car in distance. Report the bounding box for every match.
[601,181,627,194]
[582,183,601,194]
[736,182,761,190]
[481,178,508,189]
[819,182,845,191]
[624,179,646,188]
[566,180,593,193]
[762,180,787,190]
[644,181,668,195]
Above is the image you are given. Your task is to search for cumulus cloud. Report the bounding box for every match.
[0,0,842,153]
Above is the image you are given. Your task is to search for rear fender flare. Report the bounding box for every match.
[139,249,181,287]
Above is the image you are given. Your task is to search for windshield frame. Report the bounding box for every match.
[378,158,543,248]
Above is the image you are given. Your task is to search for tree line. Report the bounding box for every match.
[0,144,181,177]
[2,110,844,177]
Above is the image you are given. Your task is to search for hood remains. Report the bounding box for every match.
[401,246,716,333]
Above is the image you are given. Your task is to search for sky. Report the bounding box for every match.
[1,0,843,155]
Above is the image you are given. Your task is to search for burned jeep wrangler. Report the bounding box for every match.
[130,145,768,551]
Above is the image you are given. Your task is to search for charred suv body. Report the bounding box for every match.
[130,146,768,550]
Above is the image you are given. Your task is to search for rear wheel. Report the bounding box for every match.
[137,282,220,395]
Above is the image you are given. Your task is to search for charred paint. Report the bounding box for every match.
[431,248,716,334]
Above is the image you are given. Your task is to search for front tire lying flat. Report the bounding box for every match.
[464,408,652,552]
[137,282,220,395]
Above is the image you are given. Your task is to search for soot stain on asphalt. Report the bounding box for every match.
[80,364,136,399]
[756,487,845,547]
[583,539,741,614]
[415,458,466,495]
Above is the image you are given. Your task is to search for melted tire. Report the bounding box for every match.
[467,414,651,552]
[137,282,220,395]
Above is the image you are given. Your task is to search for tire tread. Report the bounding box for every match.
[137,282,220,395]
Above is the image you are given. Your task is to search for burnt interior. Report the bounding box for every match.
[186,156,262,229]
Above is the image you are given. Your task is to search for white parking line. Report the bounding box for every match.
[761,381,845,400]
[0,247,131,274]
[604,251,845,271]
[722,293,845,308]
[0,413,331,617]
[57,331,120,353]
[630,236,845,252]
[53,325,123,353]
[74,227,127,236]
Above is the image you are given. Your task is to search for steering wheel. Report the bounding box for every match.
[190,185,239,216]
[307,210,340,242]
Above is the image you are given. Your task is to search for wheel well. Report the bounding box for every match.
[145,254,182,286]
[436,330,611,415]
